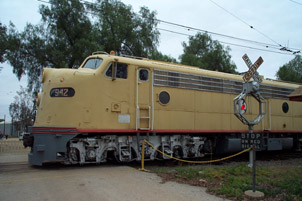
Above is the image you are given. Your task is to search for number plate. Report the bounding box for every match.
[50,88,75,97]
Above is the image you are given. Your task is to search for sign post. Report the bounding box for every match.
[234,54,266,199]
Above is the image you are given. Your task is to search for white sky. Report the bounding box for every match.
[0,0,301,120]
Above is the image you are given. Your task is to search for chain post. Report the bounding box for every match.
[138,139,149,172]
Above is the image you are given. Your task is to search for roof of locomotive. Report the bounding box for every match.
[88,53,301,90]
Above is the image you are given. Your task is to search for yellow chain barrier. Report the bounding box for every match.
[139,139,251,171]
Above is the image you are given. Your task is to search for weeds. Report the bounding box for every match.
[153,163,302,201]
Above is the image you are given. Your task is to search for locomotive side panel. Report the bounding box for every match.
[293,101,302,130]
[97,65,133,130]
[195,91,234,131]
[153,87,195,130]
[269,99,293,131]
[153,86,266,132]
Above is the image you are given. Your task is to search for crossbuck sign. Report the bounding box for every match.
[242,54,263,83]
[233,54,266,127]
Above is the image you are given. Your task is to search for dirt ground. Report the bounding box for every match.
[0,152,231,201]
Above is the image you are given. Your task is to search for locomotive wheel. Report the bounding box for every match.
[69,147,80,162]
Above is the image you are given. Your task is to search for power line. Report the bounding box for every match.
[158,28,294,56]
[208,0,300,54]
[157,19,285,50]
[157,20,301,54]
[208,0,282,46]
[143,10,302,54]
[289,0,302,6]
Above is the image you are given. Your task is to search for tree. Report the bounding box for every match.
[4,0,100,93]
[276,55,302,83]
[0,22,7,63]
[4,0,161,93]
[180,33,237,74]
[9,87,35,133]
[90,0,160,57]
[149,50,177,63]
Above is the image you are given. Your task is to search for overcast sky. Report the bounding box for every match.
[0,0,301,121]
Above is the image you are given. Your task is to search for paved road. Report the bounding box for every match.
[0,152,230,201]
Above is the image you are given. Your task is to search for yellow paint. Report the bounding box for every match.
[34,54,302,132]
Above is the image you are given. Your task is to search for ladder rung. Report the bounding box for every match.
[139,105,150,109]
[136,104,151,130]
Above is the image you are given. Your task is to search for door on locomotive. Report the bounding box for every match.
[136,68,153,130]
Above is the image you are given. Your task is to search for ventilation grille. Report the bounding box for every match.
[153,69,294,99]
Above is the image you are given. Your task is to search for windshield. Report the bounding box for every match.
[82,58,103,69]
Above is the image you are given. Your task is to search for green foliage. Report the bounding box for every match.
[149,50,178,63]
[39,0,100,68]
[3,0,100,92]
[276,55,302,83]
[180,33,237,74]
[153,164,302,201]
[90,0,159,57]
[3,0,161,93]
[0,22,7,63]
[277,180,302,199]
[174,167,199,179]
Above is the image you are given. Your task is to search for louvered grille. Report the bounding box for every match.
[153,69,294,99]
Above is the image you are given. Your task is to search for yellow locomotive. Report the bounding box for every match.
[25,51,302,165]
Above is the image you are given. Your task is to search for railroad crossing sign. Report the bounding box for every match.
[234,54,266,127]
[235,54,266,197]
[242,54,263,83]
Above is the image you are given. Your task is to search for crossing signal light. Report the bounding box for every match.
[238,99,247,115]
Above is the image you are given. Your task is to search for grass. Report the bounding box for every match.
[153,163,302,201]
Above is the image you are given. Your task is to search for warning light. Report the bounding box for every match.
[110,50,115,55]
[237,99,247,115]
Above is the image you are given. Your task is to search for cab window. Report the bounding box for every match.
[105,63,128,79]
[139,69,149,81]
[82,58,103,69]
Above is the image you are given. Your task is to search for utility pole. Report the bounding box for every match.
[11,118,14,136]
[3,115,6,136]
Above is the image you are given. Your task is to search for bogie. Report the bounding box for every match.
[64,135,208,165]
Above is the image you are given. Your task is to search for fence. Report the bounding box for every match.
[0,139,30,153]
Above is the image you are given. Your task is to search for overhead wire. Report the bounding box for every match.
[208,0,300,54]
[36,0,301,55]
[289,0,302,6]
[156,20,301,53]
[156,19,282,49]
[158,28,294,56]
